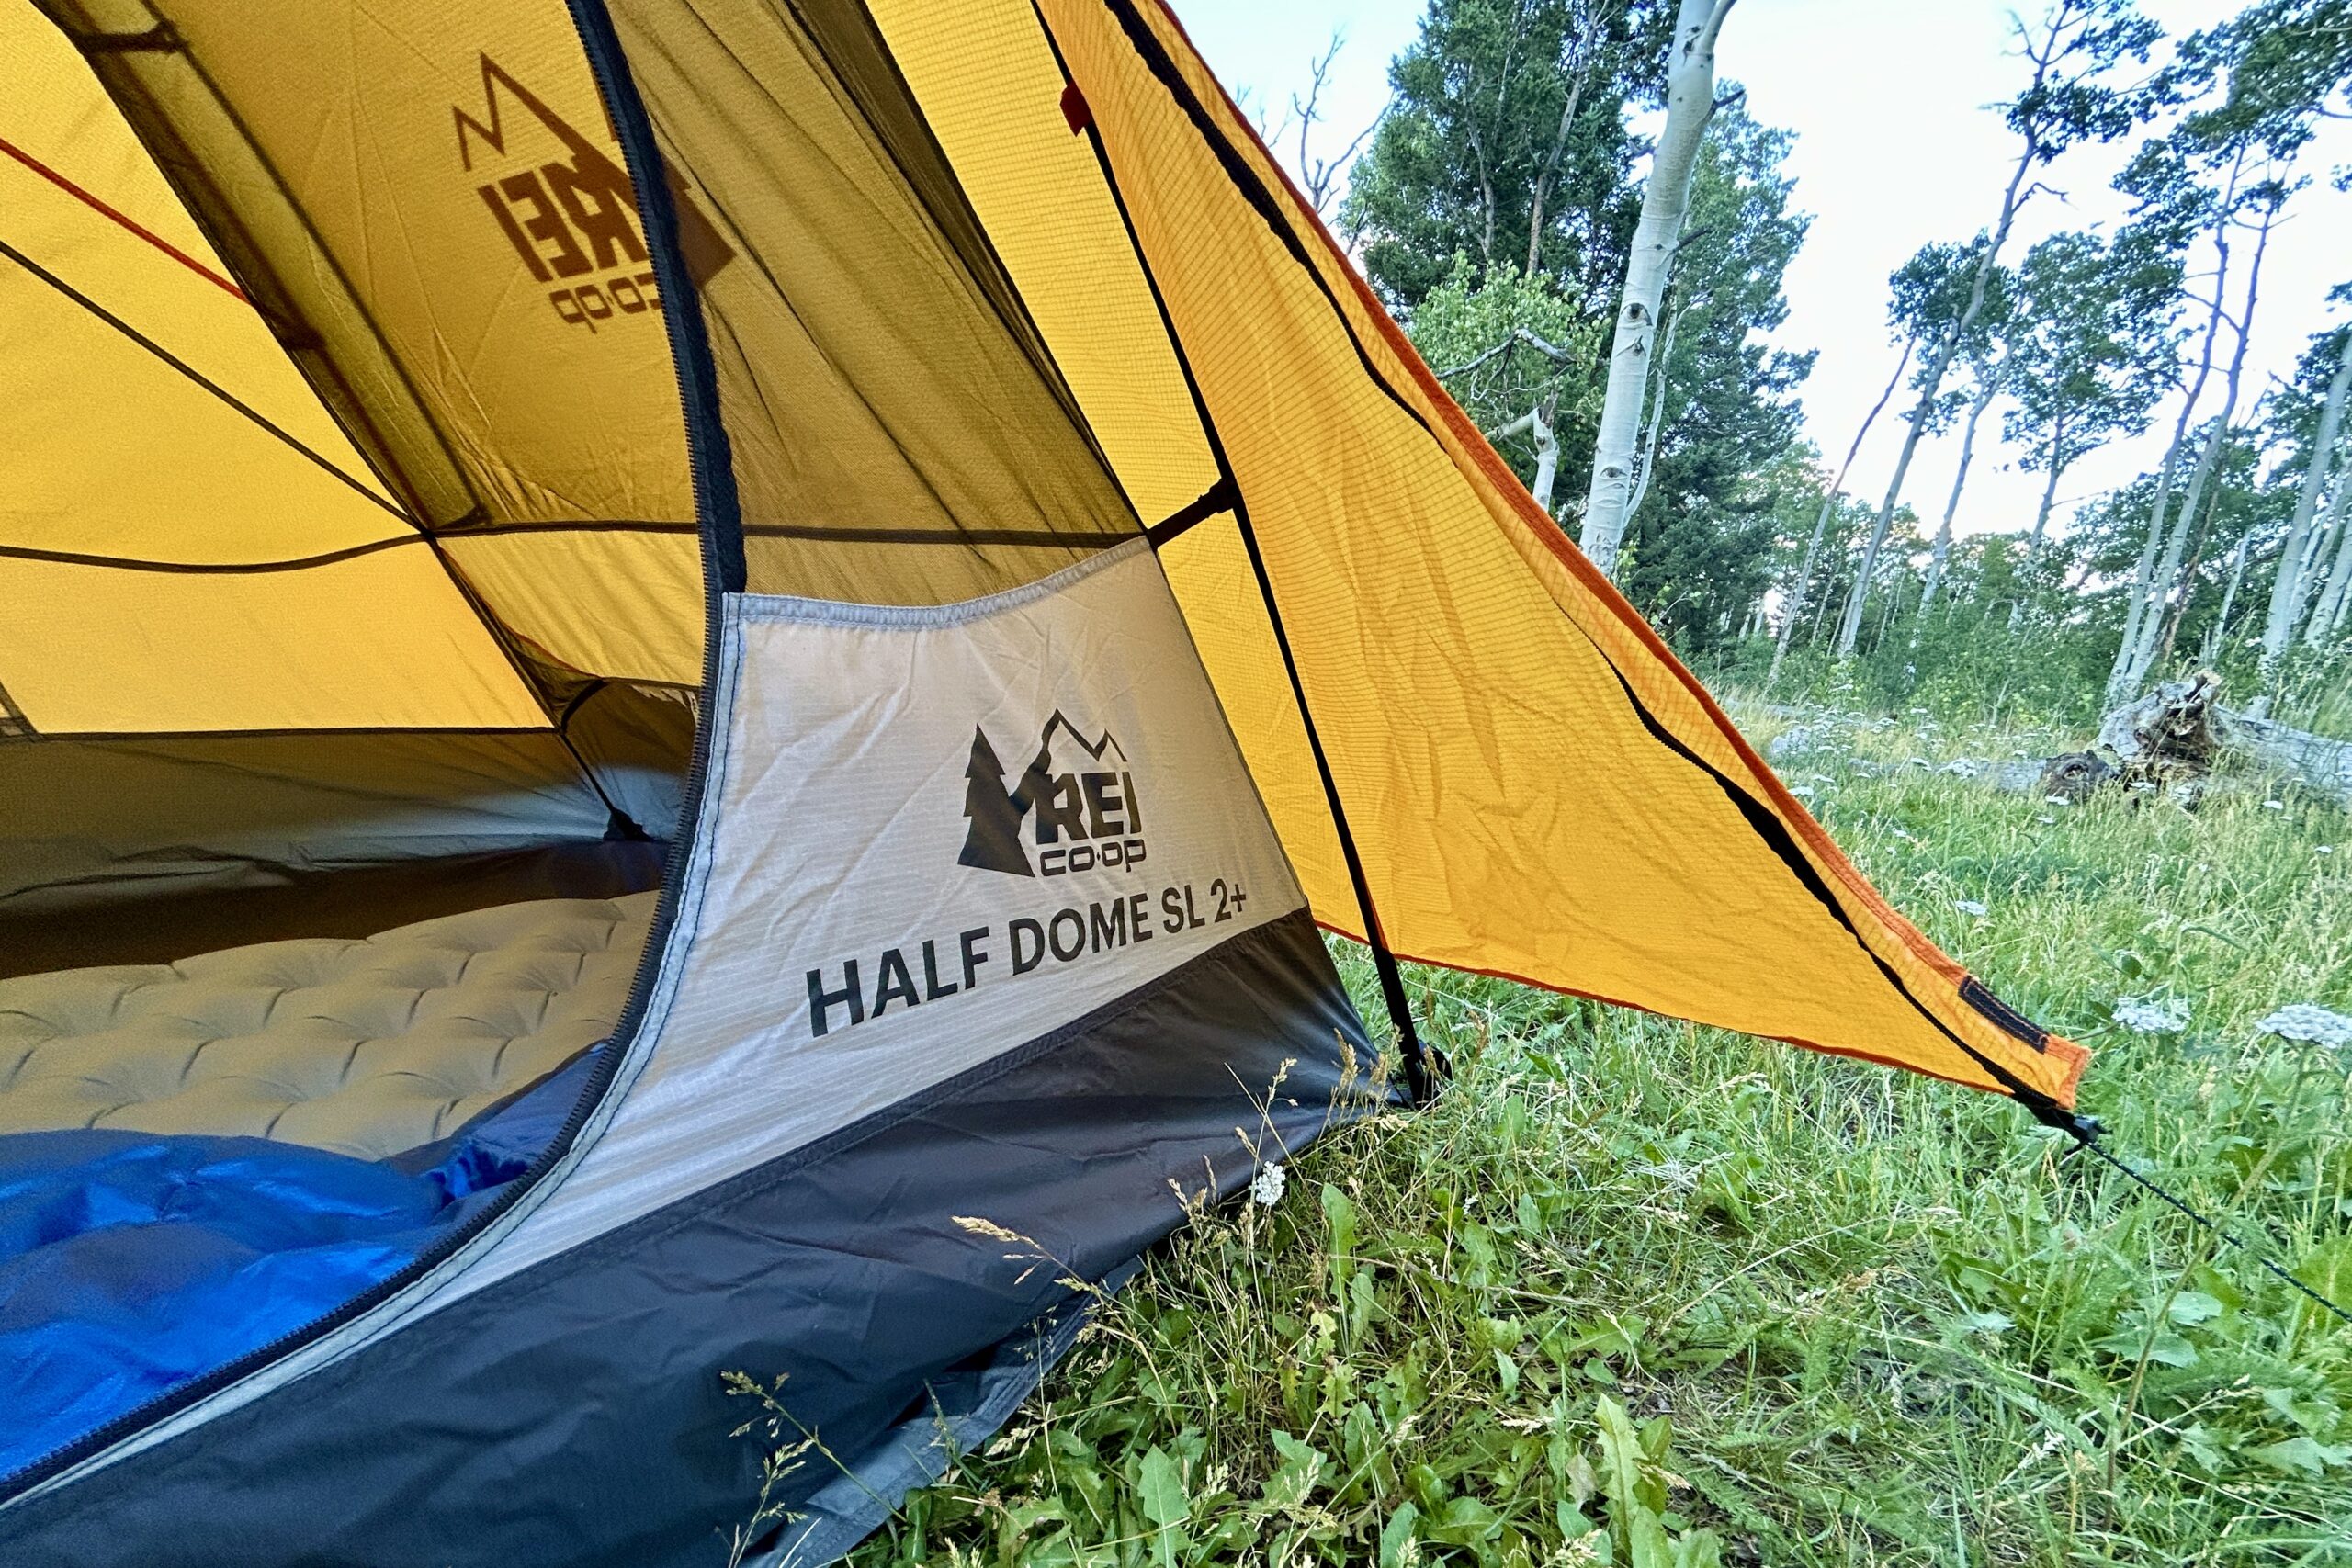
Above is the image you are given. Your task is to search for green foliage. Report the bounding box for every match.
[1770,586,2123,735]
[2003,228,2179,491]
[2267,313,2352,472]
[1343,0,1665,310]
[819,713,2351,1567]
[1329,0,2352,710]
[1613,108,1815,659]
[2165,0,2352,162]
[2002,0,2164,160]
[1350,0,1813,659]
[1400,96,1814,659]
[1410,256,1602,478]
[1888,240,2013,427]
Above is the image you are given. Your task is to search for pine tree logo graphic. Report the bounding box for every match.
[958,713,1141,877]
[958,727,1034,876]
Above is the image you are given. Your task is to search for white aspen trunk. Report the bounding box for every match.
[2108,214,2236,703]
[2303,458,2352,640]
[1770,510,1834,688]
[1531,400,1560,513]
[1808,559,1838,644]
[1623,299,1689,526]
[1919,364,1998,619]
[1838,229,2021,653]
[1838,340,1945,656]
[2007,437,2065,630]
[1497,400,1563,514]
[2122,200,2274,694]
[2129,415,2226,691]
[2289,452,2345,626]
[1836,2,2095,658]
[1769,334,1916,688]
[1577,0,1735,576]
[2206,532,2251,661]
[2259,330,2352,671]
[2109,410,2199,701]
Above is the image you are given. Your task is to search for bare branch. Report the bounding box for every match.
[1511,325,1578,363]
[1434,325,1581,379]
[1436,341,1516,381]
[1279,28,1387,218]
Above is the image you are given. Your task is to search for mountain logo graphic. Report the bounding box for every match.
[959,711,1147,878]
[454,54,731,335]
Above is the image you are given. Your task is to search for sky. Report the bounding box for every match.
[1170,0,2352,544]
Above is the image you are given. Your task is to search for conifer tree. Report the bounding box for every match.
[957,727,1032,876]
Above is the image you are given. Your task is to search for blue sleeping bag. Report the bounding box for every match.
[0,1051,596,1479]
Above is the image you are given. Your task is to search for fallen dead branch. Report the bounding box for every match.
[1761,677,2350,809]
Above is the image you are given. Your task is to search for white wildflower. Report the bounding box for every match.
[2317,846,2335,855]
[1953,899,1989,918]
[1250,1161,1287,1206]
[2113,995,2190,1035]
[1789,784,1815,798]
[1634,1158,1700,1190]
[2264,799,2286,811]
[2037,815,2057,825]
[2044,795,2072,808]
[2254,1005,2352,1050]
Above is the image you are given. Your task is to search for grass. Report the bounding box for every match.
[835,702,2352,1567]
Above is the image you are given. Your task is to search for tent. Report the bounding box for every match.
[0,0,2088,1561]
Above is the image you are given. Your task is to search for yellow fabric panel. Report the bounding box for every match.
[1043,0,2085,1106]
[42,0,460,526]
[603,0,1136,605]
[739,532,1132,612]
[439,530,702,688]
[31,0,709,686]
[0,0,403,560]
[0,547,547,734]
[865,0,1218,526]
[2,0,207,255]
[1,258,412,567]
[1157,516,1351,923]
[123,0,695,530]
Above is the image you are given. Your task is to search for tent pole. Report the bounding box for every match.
[1223,502,1439,1106]
[1043,57,1435,1102]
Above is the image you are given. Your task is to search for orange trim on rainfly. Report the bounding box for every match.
[0,132,250,302]
[1137,0,2086,1107]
